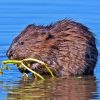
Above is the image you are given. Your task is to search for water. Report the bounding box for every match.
[0,0,100,100]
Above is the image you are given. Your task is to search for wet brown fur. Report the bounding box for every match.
[7,19,98,76]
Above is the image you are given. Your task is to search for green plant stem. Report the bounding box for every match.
[2,58,55,79]
[21,62,45,80]
[2,60,21,64]
[23,58,55,78]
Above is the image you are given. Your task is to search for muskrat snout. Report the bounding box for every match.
[7,49,17,60]
[7,49,13,58]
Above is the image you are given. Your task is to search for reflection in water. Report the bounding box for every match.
[7,76,97,100]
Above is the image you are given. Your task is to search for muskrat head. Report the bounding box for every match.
[7,25,58,74]
[7,25,49,59]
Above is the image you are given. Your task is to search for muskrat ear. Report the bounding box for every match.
[46,33,54,40]
[20,24,36,36]
[25,24,36,33]
[26,24,35,29]
[40,31,54,40]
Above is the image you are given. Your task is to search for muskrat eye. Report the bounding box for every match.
[19,41,24,45]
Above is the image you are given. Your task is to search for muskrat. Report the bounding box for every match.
[7,19,98,76]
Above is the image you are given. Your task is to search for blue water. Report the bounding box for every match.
[0,0,100,100]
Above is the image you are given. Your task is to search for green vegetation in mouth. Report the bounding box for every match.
[0,68,3,75]
[1,58,55,80]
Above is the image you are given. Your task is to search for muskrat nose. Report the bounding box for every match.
[7,49,18,59]
[7,49,13,58]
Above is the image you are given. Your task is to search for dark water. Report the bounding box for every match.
[0,0,100,100]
